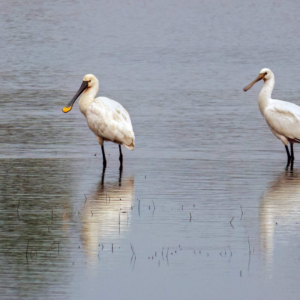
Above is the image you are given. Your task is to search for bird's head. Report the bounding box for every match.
[83,74,98,88]
[243,68,274,92]
[62,74,98,113]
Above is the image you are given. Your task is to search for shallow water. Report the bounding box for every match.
[1,0,300,299]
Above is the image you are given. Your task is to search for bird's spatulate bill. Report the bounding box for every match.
[243,73,265,92]
[62,106,72,113]
[62,81,89,113]
[243,81,256,92]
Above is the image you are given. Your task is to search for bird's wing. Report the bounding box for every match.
[264,100,300,141]
[86,97,135,150]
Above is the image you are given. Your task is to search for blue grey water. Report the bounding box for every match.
[0,0,300,299]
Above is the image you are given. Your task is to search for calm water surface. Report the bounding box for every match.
[1,0,300,299]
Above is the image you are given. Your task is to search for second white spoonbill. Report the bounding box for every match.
[63,74,135,170]
[244,68,300,167]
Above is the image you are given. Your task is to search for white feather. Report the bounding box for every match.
[75,74,135,150]
[245,68,300,147]
[86,97,135,150]
[264,100,300,142]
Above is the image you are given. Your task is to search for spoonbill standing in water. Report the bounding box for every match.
[62,74,135,170]
[244,68,300,168]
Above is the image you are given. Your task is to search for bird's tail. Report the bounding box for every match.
[124,139,135,150]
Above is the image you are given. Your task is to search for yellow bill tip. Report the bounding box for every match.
[62,106,72,113]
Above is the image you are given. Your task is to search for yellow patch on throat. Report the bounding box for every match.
[62,106,72,113]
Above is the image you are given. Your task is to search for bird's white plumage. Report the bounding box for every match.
[77,74,135,150]
[86,97,135,150]
[264,100,300,143]
[246,68,300,146]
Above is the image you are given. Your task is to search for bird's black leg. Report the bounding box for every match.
[285,145,291,169]
[290,143,295,162]
[119,167,123,186]
[101,145,107,168]
[101,165,106,185]
[119,145,123,171]
[290,143,294,170]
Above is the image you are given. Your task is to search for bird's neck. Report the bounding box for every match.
[79,83,99,115]
[258,77,274,115]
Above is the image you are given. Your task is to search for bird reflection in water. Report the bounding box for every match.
[259,168,300,263]
[80,167,134,263]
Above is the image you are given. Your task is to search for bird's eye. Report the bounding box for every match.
[88,80,91,82]
[264,72,267,75]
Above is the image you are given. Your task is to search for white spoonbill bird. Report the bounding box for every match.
[244,68,300,167]
[62,74,135,170]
